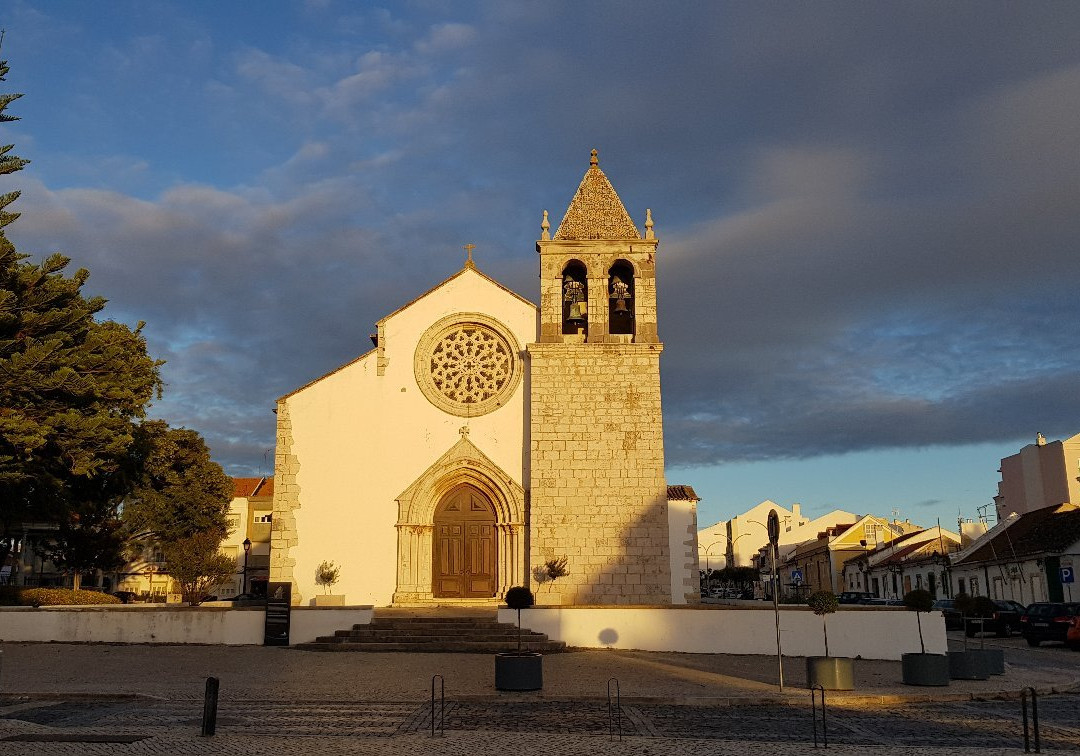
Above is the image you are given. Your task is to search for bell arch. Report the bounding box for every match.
[393,436,526,603]
[561,259,588,337]
[607,259,635,337]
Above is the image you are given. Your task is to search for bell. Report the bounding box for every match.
[613,298,630,316]
[568,302,585,323]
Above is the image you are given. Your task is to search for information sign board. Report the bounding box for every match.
[264,582,292,646]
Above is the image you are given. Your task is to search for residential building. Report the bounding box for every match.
[841,526,961,600]
[950,502,1080,604]
[994,432,1080,520]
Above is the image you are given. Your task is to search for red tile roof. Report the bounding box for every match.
[232,477,274,498]
[667,485,700,501]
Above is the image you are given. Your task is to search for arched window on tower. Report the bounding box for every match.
[608,260,635,337]
[561,261,588,336]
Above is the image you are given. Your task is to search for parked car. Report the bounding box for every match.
[1020,602,1080,646]
[932,598,964,631]
[964,599,1025,637]
[1066,616,1080,650]
[837,591,874,604]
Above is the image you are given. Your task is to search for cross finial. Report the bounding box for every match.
[590,148,599,166]
[463,243,476,270]
[458,425,470,439]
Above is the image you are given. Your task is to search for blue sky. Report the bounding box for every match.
[2,1,1078,531]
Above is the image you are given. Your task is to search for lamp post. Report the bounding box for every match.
[242,538,251,595]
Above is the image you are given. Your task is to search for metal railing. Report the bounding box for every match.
[811,684,827,748]
[607,677,622,741]
[431,674,445,738]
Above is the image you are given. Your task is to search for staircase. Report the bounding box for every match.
[295,609,567,653]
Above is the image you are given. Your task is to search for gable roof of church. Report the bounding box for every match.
[375,264,535,327]
[553,150,641,240]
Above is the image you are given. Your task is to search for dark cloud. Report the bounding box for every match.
[3,1,1079,476]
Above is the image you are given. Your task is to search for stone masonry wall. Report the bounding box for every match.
[528,342,671,604]
[270,400,303,605]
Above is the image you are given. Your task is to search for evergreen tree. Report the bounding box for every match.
[123,419,233,543]
[0,47,164,572]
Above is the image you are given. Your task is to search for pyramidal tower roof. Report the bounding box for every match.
[553,149,641,241]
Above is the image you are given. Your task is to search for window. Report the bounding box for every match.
[254,513,272,524]
[561,261,588,336]
[607,260,635,336]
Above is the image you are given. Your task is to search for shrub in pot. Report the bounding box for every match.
[959,595,1001,676]
[495,586,542,691]
[901,589,950,686]
[805,590,854,690]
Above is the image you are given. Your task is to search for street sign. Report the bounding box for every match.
[791,568,803,585]
[767,509,780,545]
[1061,566,1074,585]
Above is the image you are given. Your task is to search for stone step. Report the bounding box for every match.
[297,614,565,653]
[322,630,551,643]
[296,640,566,653]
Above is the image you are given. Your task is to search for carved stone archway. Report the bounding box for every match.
[393,436,526,604]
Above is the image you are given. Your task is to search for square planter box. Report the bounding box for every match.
[495,652,543,691]
[313,595,345,607]
[805,656,854,691]
[948,650,989,680]
[901,653,950,686]
[970,648,1005,675]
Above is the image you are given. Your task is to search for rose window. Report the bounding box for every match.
[430,326,511,405]
[414,315,522,417]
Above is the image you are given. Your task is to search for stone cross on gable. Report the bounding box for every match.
[463,243,476,270]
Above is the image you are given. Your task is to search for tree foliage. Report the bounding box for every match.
[162,531,237,606]
[123,420,232,542]
[315,560,340,595]
[0,49,164,573]
[35,504,127,590]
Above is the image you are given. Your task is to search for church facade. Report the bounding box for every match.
[269,152,699,606]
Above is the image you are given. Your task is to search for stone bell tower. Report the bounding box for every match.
[528,149,672,605]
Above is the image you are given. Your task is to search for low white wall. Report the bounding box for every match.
[498,605,947,660]
[0,605,374,645]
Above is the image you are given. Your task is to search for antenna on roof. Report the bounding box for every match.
[0,29,6,51]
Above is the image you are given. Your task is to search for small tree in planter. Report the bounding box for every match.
[505,586,534,652]
[805,590,853,690]
[496,586,542,691]
[313,561,343,605]
[315,561,340,594]
[901,589,950,686]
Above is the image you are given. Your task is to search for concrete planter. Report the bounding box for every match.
[948,650,990,680]
[805,656,854,690]
[901,653,950,686]
[313,595,345,607]
[970,648,1005,675]
[495,652,543,691]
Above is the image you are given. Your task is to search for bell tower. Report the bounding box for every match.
[528,150,672,605]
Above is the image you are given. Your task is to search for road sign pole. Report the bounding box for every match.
[768,509,783,692]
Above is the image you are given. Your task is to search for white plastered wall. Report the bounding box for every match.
[282,269,536,606]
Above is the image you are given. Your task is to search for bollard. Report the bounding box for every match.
[607,678,622,741]
[1021,687,1040,753]
[201,676,219,737]
[811,684,827,748]
[431,674,445,738]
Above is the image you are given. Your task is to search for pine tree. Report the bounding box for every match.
[0,46,165,574]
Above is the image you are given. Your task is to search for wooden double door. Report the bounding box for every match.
[432,485,497,598]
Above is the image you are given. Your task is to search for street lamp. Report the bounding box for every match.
[242,538,252,595]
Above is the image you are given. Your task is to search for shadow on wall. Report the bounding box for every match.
[598,627,619,645]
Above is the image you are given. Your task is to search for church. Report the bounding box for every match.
[268,151,700,607]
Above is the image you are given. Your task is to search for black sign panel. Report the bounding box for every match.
[263,582,292,646]
[767,509,780,545]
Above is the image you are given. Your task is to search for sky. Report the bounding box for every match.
[1,1,1078,533]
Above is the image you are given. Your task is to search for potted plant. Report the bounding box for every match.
[961,595,1002,676]
[901,589,950,686]
[805,590,854,690]
[495,586,542,691]
[313,560,344,606]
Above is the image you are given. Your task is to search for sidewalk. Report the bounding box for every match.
[1,639,1076,704]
